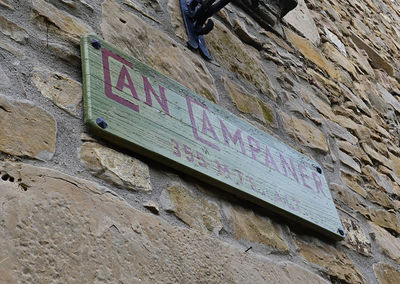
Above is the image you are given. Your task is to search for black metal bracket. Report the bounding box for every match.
[180,0,258,60]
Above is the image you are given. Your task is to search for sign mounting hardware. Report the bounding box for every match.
[81,35,344,240]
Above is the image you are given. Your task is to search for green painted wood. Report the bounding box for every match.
[81,35,345,240]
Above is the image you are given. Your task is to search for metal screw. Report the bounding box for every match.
[316,166,322,174]
[96,117,108,129]
[91,38,101,49]
[338,228,344,236]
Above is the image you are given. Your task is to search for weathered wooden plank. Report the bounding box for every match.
[81,35,344,240]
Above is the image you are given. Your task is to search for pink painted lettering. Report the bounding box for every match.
[264,145,280,173]
[102,48,139,112]
[279,153,299,183]
[116,65,140,100]
[312,172,328,198]
[215,160,230,178]
[298,164,312,190]
[201,110,220,142]
[186,96,220,151]
[219,119,246,155]
[248,136,260,161]
[142,75,170,115]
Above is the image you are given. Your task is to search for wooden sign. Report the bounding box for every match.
[81,35,344,240]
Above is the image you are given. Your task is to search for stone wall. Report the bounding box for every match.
[1,0,400,283]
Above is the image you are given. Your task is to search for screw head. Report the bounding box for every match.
[96,117,108,129]
[338,228,344,236]
[91,38,101,49]
[316,166,322,174]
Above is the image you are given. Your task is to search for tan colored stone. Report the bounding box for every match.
[229,206,288,253]
[368,209,400,235]
[233,18,262,50]
[280,112,328,152]
[223,77,274,125]
[341,218,371,256]
[347,46,375,77]
[326,121,358,145]
[330,183,368,216]
[0,161,330,283]
[370,223,400,264]
[339,150,361,173]
[0,0,13,10]
[167,0,186,40]
[101,0,217,102]
[338,140,372,165]
[32,0,93,43]
[322,42,357,79]
[285,28,339,80]
[299,88,334,120]
[143,200,159,214]
[0,95,56,160]
[374,263,400,284]
[31,67,82,118]
[161,185,222,235]
[341,170,367,198]
[294,238,365,284]
[283,0,320,45]
[350,32,394,76]
[80,142,151,192]
[390,152,400,180]
[362,143,392,169]
[0,15,28,43]
[204,20,273,98]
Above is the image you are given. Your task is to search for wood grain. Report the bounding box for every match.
[81,35,344,240]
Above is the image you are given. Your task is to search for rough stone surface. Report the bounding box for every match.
[350,31,394,76]
[0,64,11,91]
[339,150,361,173]
[31,66,82,118]
[0,0,13,10]
[229,206,289,253]
[0,95,56,160]
[204,19,273,97]
[370,222,400,264]
[280,112,328,152]
[368,209,400,235]
[223,77,274,125]
[374,262,400,284]
[0,15,29,43]
[285,28,338,80]
[80,142,151,192]
[0,161,330,283]
[294,238,365,284]
[160,185,222,235]
[341,218,371,256]
[283,0,320,45]
[102,0,217,102]
[32,0,93,43]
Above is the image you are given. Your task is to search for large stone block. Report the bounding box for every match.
[31,66,82,118]
[204,20,273,97]
[0,95,56,160]
[280,112,329,152]
[160,185,222,235]
[294,237,365,284]
[31,0,93,43]
[229,206,289,253]
[101,0,217,102]
[0,161,329,283]
[370,223,400,265]
[80,141,151,192]
[223,77,275,125]
[374,263,400,284]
